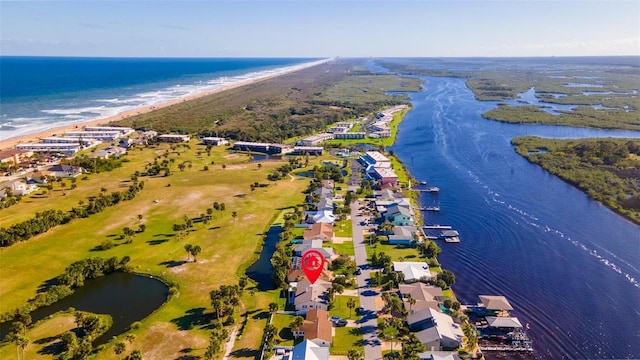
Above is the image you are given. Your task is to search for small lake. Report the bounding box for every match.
[250,154,283,162]
[245,224,282,290]
[0,272,168,345]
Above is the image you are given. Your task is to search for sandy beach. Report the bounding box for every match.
[0,58,330,151]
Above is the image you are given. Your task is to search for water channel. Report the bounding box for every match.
[389,75,640,359]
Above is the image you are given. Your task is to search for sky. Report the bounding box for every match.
[1,0,639,58]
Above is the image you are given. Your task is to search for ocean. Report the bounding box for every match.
[0,57,319,141]
[388,73,640,359]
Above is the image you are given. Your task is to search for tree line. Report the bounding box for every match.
[0,181,144,247]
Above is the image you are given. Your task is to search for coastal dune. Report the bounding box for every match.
[0,58,331,151]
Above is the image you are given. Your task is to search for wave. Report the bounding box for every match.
[0,59,328,142]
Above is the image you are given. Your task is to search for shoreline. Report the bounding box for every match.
[0,58,331,151]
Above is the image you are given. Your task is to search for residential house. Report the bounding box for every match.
[304,223,334,242]
[289,339,329,360]
[409,308,464,350]
[305,210,336,224]
[399,283,444,314]
[388,225,418,245]
[293,239,335,259]
[90,146,127,159]
[417,351,462,360]
[393,262,432,283]
[43,164,83,178]
[287,267,332,283]
[383,204,414,226]
[291,308,332,345]
[0,179,39,197]
[292,279,331,313]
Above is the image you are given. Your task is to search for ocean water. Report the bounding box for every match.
[389,74,640,359]
[0,57,318,141]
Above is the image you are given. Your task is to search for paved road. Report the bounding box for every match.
[351,200,383,360]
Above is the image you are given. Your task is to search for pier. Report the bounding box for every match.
[412,186,440,193]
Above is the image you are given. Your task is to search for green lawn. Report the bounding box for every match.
[270,313,298,347]
[334,218,353,237]
[330,295,360,320]
[332,241,355,256]
[367,242,426,262]
[330,327,364,355]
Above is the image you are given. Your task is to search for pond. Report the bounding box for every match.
[250,154,282,162]
[0,272,168,345]
[245,224,282,290]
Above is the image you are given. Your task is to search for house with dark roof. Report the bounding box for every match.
[43,164,83,178]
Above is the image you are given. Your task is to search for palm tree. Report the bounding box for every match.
[290,316,304,339]
[184,244,193,261]
[347,297,356,318]
[268,302,279,314]
[190,245,202,262]
[405,294,416,314]
[114,341,126,360]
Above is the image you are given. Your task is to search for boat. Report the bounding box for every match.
[419,181,427,185]
[424,206,440,211]
[427,186,439,192]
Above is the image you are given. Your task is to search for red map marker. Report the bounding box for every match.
[301,249,325,284]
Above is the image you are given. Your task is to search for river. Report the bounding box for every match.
[389,76,640,359]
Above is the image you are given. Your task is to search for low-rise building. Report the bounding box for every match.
[290,339,329,360]
[293,279,331,313]
[393,261,432,283]
[297,133,334,146]
[83,126,134,135]
[292,146,323,156]
[202,137,229,146]
[0,149,33,164]
[409,308,464,350]
[333,132,366,140]
[157,134,190,143]
[388,225,419,245]
[303,223,334,242]
[16,143,81,156]
[43,164,83,178]
[64,130,122,141]
[399,283,444,313]
[0,179,39,197]
[292,308,332,346]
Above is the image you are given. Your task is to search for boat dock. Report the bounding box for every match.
[413,186,440,193]
[422,226,460,243]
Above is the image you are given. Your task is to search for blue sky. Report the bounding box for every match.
[1,1,638,57]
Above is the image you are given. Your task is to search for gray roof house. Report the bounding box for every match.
[410,308,464,351]
[388,225,418,245]
[399,283,444,313]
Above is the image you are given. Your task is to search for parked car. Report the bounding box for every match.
[329,315,341,323]
[355,307,365,315]
[335,319,348,327]
[354,268,362,275]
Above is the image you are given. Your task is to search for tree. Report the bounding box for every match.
[126,334,136,345]
[347,349,363,360]
[437,270,456,289]
[401,333,425,360]
[231,211,238,222]
[127,349,142,360]
[114,341,126,360]
[290,316,304,338]
[404,294,416,314]
[268,302,279,314]
[347,297,357,318]
[184,244,193,261]
[190,245,202,262]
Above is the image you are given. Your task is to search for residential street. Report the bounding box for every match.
[350,200,383,360]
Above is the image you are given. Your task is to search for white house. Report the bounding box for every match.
[393,261,432,283]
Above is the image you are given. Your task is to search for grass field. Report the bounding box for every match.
[0,140,316,359]
[330,295,360,320]
[330,327,363,355]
